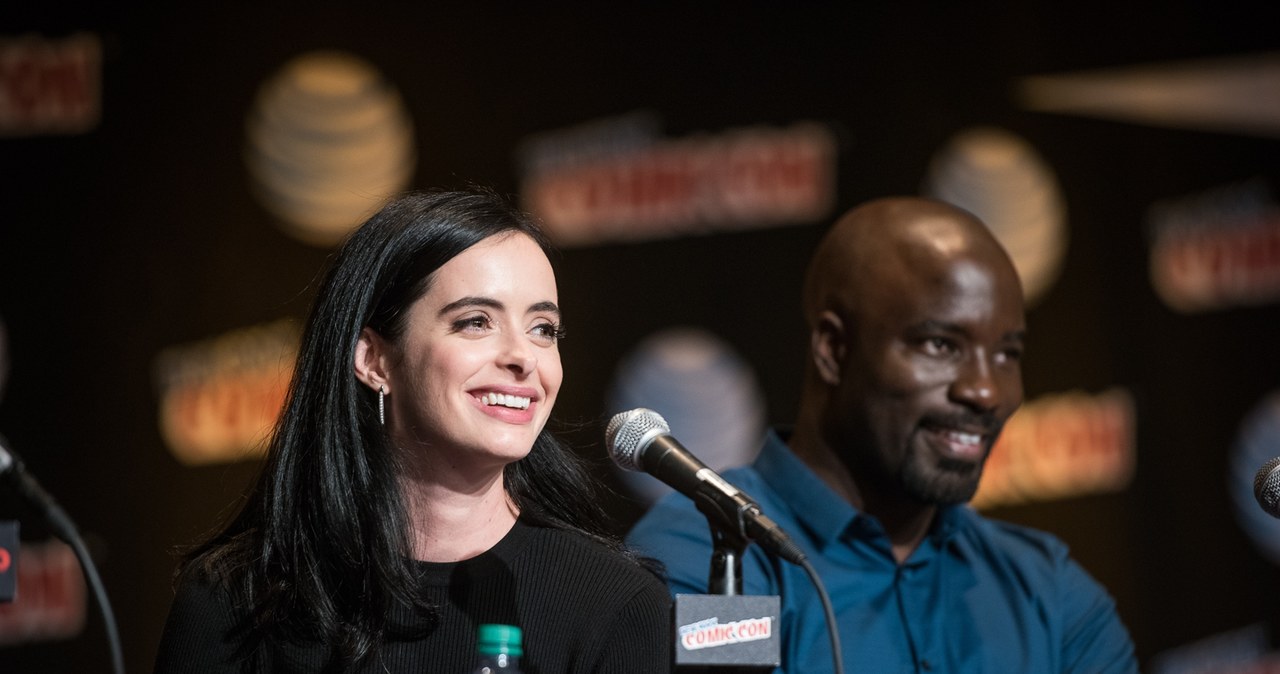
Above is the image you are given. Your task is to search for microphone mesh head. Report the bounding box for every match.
[1255,456,1280,518]
[605,408,670,471]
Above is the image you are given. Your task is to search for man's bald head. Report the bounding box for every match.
[802,197,1021,330]
[792,196,1027,509]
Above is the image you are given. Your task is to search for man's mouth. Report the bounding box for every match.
[922,422,990,461]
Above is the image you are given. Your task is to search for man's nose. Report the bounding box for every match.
[948,353,1001,413]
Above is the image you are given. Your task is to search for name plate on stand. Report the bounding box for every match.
[674,593,780,671]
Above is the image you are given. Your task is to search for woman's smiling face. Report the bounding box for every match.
[385,232,563,471]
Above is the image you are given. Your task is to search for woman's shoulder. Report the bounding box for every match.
[517,523,667,588]
[155,561,254,673]
[507,523,671,647]
[165,537,264,629]
[168,560,248,621]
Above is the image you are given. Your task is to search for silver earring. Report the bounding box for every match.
[378,385,386,426]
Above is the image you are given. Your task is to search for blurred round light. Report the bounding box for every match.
[605,327,767,506]
[245,51,416,246]
[924,127,1067,306]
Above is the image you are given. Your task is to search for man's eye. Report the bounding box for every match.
[924,337,956,355]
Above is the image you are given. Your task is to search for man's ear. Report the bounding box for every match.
[812,310,845,386]
[354,327,390,392]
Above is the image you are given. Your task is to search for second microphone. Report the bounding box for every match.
[606,408,806,565]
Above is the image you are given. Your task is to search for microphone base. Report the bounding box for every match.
[673,593,781,671]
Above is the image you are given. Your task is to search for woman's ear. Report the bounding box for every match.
[354,327,390,392]
[812,310,845,386]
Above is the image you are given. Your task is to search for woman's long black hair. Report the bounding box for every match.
[179,188,628,670]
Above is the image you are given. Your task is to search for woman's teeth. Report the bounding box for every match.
[481,393,531,410]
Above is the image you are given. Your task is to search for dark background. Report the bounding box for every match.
[2,3,1279,671]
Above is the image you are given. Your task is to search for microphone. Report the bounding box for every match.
[607,408,805,564]
[0,436,126,674]
[1254,456,1280,519]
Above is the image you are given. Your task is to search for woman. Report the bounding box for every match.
[154,189,672,673]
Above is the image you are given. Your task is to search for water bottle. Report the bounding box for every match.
[472,623,524,674]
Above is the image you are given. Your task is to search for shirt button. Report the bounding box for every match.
[921,658,933,671]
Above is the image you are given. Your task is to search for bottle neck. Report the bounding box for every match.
[477,653,519,670]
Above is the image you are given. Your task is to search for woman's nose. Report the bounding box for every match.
[498,333,536,375]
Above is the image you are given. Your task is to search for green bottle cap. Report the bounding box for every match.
[477,623,523,657]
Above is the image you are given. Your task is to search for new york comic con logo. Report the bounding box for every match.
[678,616,773,651]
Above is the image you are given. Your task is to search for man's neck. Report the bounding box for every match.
[862,492,937,564]
[789,424,937,564]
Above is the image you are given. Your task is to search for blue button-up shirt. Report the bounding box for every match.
[626,430,1138,674]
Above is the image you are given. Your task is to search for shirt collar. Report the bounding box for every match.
[754,428,972,556]
[753,428,860,549]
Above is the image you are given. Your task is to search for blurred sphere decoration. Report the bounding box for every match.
[245,51,416,246]
[923,126,1067,306]
[605,327,767,506]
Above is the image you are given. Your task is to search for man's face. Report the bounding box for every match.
[830,241,1026,505]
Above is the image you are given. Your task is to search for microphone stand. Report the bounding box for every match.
[672,498,780,673]
[691,496,844,674]
[707,522,748,596]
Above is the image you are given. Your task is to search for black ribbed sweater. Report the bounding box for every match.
[154,521,673,673]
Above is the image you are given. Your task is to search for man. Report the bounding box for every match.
[627,197,1138,673]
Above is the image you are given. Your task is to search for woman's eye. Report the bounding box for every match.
[530,322,565,343]
[453,316,491,332]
